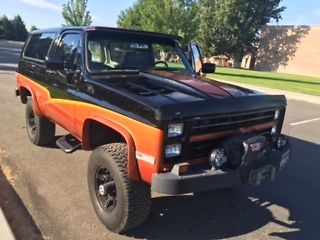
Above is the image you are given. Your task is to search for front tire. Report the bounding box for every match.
[88,143,151,233]
[25,98,55,146]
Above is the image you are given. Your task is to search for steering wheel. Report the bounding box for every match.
[154,61,169,68]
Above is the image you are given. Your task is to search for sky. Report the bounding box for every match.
[0,0,320,31]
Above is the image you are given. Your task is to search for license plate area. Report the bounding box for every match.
[242,136,267,166]
[248,165,276,185]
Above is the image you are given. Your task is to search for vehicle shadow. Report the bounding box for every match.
[0,165,43,240]
[45,135,64,149]
[128,137,320,240]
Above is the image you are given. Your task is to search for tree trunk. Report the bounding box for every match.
[233,59,242,68]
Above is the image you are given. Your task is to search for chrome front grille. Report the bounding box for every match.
[165,109,277,164]
[191,110,275,135]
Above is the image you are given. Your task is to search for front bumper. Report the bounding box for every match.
[152,137,291,194]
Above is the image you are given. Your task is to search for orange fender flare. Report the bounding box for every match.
[19,86,42,116]
[82,117,140,181]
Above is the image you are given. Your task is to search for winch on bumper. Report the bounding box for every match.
[152,134,291,194]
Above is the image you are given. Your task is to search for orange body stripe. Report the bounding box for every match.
[16,73,164,184]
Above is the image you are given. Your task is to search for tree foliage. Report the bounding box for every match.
[117,0,285,63]
[0,15,28,41]
[198,0,285,64]
[117,0,199,48]
[62,0,92,26]
[0,15,13,39]
[11,15,28,41]
[30,25,38,32]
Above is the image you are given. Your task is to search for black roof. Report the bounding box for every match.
[31,26,182,41]
[31,26,83,34]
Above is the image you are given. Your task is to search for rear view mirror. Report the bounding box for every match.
[45,54,64,70]
[202,63,216,73]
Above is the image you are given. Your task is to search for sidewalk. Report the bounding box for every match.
[0,208,15,240]
[215,78,320,105]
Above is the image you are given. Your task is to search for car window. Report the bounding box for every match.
[86,32,193,73]
[58,33,81,69]
[153,44,186,71]
[87,40,188,73]
[24,33,55,61]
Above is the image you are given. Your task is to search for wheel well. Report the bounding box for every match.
[19,87,31,104]
[85,120,126,149]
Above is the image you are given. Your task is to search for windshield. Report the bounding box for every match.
[86,31,193,74]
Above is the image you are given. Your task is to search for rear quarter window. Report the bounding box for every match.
[23,33,56,61]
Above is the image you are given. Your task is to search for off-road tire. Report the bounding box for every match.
[25,98,55,146]
[88,143,151,233]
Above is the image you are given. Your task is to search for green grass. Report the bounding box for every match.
[207,67,320,96]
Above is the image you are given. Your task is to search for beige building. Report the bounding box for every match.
[254,25,320,77]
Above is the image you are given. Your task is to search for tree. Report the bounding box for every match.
[11,15,28,41]
[0,15,13,39]
[198,0,285,66]
[30,25,38,32]
[117,0,199,48]
[0,15,28,41]
[62,0,92,26]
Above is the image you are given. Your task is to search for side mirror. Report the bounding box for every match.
[45,55,64,70]
[188,43,203,73]
[202,63,216,73]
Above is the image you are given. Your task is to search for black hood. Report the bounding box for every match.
[84,71,286,126]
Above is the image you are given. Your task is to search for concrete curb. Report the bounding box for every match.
[214,78,320,105]
[0,208,15,240]
[0,71,16,75]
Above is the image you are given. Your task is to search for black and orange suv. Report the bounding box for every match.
[16,26,291,233]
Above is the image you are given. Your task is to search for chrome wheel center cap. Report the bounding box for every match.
[98,184,106,196]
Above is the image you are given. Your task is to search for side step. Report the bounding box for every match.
[56,134,81,153]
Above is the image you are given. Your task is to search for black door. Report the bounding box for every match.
[45,31,82,133]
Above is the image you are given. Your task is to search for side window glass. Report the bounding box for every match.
[24,33,55,60]
[58,34,81,69]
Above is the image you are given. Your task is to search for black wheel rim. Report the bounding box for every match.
[95,167,117,212]
[27,109,36,135]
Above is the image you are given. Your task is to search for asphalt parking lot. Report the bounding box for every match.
[0,40,320,240]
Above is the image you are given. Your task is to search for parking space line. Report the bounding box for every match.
[290,117,320,126]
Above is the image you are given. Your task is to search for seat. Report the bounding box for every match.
[87,50,109,71]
